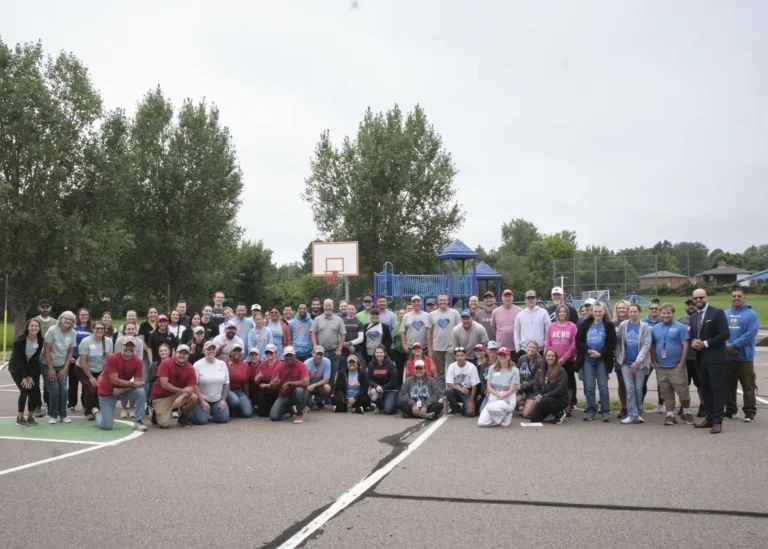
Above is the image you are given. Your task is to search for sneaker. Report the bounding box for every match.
[664,415,677,426]
[621,417,639,424]
[33,407,44,418]
[697,408,707,418]
[68,406,76,412]
[62,417,72,424]
[171,410,179,418]
[744,416,755,423]
[26,416,38,426]
[601,416,610,423]
[293,415,304,424]
[617,409,628,420]
[445,409,455,416]
[637,416,645,423]
[130,409,136,418]
[133,421,148,432]
[723,412,736,419]
[565,408,573,418]
[354,407,364,414]
[658,404,666,414]
[120,409,128,419]
[307,398,317,410]
[91,407,100,417]
[554,412,565,425]
[682,413,695,425]
[424,412,435,420]
[677,407,684,416]
[583,414,594,422]
[315,400,326,411]
[150,411,158,425]
[85,414,94,421]
[178,415,193,427]
[48,417,57,424]
[16,416,28,427]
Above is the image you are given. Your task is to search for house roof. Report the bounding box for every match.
[695,265,753,276]
[738,269,768,282]
[475,261,502,279]
[437,239,478,259]
[638,270,688,279]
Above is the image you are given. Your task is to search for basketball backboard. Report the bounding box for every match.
[312,241,359,277]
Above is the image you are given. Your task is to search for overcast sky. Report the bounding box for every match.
[3,0,766,265]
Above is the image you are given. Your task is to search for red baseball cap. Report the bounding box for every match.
[157,315,169,322]
[497,346,511,355]
[474,344,486,352]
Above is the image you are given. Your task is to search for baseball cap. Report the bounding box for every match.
[502,289,513,296]
[685,298,695,305]
[460,309,472,317]
[363,296,373,302]
[414,360,425,369]
[411,341,423,349]
[122,336,137,346]
[157,314,169,322]
[39,299,51,306]
[487,341,498,350]
[176,344,190,353]
[525,290,537,298]
[584,298,596,305]
[411,295,422,302]
[265,344,277,353]
[551,286,564,294]
[497,346,510,355]
[474,343,486,352]
[347,355,358,363]
[225,319,237,328]
[193,326,205,334]
[231,343,243,352]
[426,298,436,305]
[203,340,217,350]
[483,291,494,298]
[313,346,325,355]
[251,304,261,311]
[283,346,296,356]
[249,349,260,356]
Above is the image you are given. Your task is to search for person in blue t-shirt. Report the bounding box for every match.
[616,304,652,424]
[304,347,331,410]
[290,304,314,362]
[641,300,663,327]
[724,288,760,421]
[576,303,615,422]
[650,304,692,425]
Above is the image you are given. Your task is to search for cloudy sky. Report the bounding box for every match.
[3,0,766,265]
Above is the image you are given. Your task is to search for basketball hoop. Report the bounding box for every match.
[324,271,339,285]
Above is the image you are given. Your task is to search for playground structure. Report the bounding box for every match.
[374,240,502,310]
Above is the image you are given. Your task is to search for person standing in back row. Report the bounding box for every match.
[429,293,461,387]
[31,299,56,418]
[724,288,760,422]
[546,287,579,324]
[311,299,346,392]
[473,291,496,342]
[514,291,551,362]
[400,295,434,358]
[491,289,522,355]
[211,291,226,326]
[689,289,730,434]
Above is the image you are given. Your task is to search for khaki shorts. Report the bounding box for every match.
[656,367,689,402]
[153,394,193,427]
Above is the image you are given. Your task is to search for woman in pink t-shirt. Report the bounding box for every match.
[545,304,578,416]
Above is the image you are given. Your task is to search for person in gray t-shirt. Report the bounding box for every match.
[310,299,347,391]
[400,296,434,353]
[473,292,496,341]
[428,293,461,387]
[452,311,489,358]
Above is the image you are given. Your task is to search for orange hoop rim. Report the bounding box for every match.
[324,271,339,285]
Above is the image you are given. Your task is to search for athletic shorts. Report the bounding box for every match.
[656,367,689,402]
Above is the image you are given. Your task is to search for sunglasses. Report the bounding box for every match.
[526,297,536,300]
[265,351,274,355]
[693,296,706,300]
[649,307,659,311]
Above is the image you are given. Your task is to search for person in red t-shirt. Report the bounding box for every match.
[225,344,253,418]
[268,346,308,423]
[150,345,198,428]
[249,345,282,417]
[92,337,148,431]
[405,342,436,380]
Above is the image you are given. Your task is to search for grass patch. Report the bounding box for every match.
[628,294,768,324]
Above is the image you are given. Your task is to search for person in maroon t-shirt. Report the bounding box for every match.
[268,346,309,423]
[150,345,198,428]
[92,337,147,431]
[225,344,253,418]
[249,346,281,417]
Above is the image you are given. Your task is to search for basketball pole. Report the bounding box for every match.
[2,274,8,365]
[344,276,350,302]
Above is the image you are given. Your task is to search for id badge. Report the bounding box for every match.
[417,400,423,408]
[661,350,667,359]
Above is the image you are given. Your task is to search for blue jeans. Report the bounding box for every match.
[95,389,147,430]
[444,387,476,417]
[226,389,253,418]
[325,349,340,392]
[270,388,308,421]
[190,399,230,424]
[621,364,648,419]
[582,360,610,417]
[369,390,398,415]
[142,355,151,405]
[44,368,68,419]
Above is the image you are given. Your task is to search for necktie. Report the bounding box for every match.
[696,310,704,337]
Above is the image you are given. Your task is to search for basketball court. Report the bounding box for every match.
[1,349,767,548]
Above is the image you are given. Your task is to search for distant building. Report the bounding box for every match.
[695,261,754,287]
[638,270,691,290]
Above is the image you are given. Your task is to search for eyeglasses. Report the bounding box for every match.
[649,307,659,311]
[526,297,536,300]
[693,296,706,300]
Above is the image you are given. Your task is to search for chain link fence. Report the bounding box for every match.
[552,255,662,299]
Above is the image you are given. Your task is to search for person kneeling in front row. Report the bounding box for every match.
[477,346,519,427]
[525,349,570,424]
[150,344,197,428]
[443,347,480,417]
[333,355,370,413]
[269,346,310,423]
[398,360,443,420]
[92,337,147,431]
[190,341,231,424]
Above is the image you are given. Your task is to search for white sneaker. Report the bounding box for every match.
[658,404,666,414]
[501,413,513,427]
[637,416,645,423]
[171,410,179,418]
[62,417,72,424]
[48,417,57,424]
[621,417,635,424]
[120,409,128,419]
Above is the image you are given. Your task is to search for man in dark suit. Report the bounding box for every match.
[689,289,730,434]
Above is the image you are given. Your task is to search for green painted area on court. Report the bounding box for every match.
[0,417,132,443]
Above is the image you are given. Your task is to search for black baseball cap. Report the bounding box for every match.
[363,296,373,302]
[483,291,494,298]
[39,299,51,306]
[685,298,695,305]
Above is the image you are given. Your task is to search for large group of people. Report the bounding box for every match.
[7,286,759,434]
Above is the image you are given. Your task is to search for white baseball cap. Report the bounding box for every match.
[283,346,296,356]
[411,295,422,302]
[584,298,596,305]
[251,304,261,311]
[551,287,564,294]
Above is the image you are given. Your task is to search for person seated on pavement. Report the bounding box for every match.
[516,341,542,417]
[150,344,197,428]
[443,347,481,417]
[304,346,332,411]
[332,355,370,413]
[250,344,281,417]
[367,344,399,414]
[269,346,309,423]
[92,337,148,432]
[226,344,253,418]
[190,340,231,425]
[404,341,436,380]
[525,349,570,424]
[474,344,491,413]
[477,346,520,427]
[398,359,443,420]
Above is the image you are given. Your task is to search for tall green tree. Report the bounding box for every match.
[742,244,768,272]
[500,219,542,257]
[303,104,464,296]
[231,240,276,308]
[670,241,709,276]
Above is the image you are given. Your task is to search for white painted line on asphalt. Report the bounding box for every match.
[0,383,16,388]
[277,416,448,549]
[0,435,101,445]
[737,388,768,406]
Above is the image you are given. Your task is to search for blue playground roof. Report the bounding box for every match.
[738,269,768,282]
[475,261,501,280]
[437,239,478,260]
